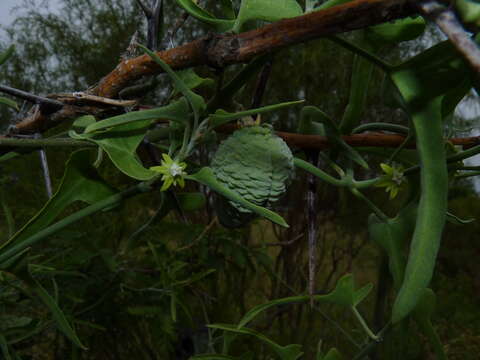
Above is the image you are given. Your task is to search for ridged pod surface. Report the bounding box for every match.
[211,125,294,215]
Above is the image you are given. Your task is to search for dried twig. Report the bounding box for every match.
[176,217,218,252]
[418,0,480,76]
[252,233,304,248]
[0,85,63,112]
[35,133,53,198]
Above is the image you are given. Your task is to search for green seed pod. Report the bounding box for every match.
[211,125,294,226]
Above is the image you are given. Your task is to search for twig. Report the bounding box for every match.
[252,233,304,248]
[418,0,480,77]
[251,56,274,114]
[0,137,95,148]
[34,133,53,199]
[134,0,152,18]
[176,217,218,252]
[0,85,63,111]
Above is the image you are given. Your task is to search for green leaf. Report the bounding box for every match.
[390,40,470,113]
[209,100,304,128]
[305,0,319,12]
[0,45,15,66]
[0,97,19,111]
[446,211,475,225]
[176,192,206,212]
[456,0,480,27]
[0,334,12,360]
[139,44,206,122]
[70,120,156,180]
[173,69,214,96]
[233,0,303,33]
[318,348,343,360]
[174,0,235,31]
[186,167,289,227]
[1,150,115,251]
[209,324,303,360]
[72,115,96,130]
[237,274,372,328]
[220,0,236,19]
[85,99,190,133]
[366,17,426,45]
[368,204,416,290]
[30,279,86,349]
[316,0,352,11]
[0,184,146,266]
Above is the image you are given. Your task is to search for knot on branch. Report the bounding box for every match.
[205,33,241,69]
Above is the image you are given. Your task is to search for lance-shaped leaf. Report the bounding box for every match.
[446,211,475,225]
[366,16,426,45]
[70,119,156,180]
[318,348,343,360]
[0,150,115,252]
[174,0,235,32]
[186,167,288,227]
[173,69,214,96]
[209,100,304,128]
[26,277,86,349]
[208,324,303,360]
[84,98,190,133]
[140,44,206,122]
[368,204,416,290]
[236,274,372,328]
[0,97,18,111]
[233,0,303,33]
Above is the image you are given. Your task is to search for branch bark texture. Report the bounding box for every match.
[93,0,416,98]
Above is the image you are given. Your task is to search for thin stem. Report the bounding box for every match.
[38,148,53,198]
[35,134,53,198]
[0,137,95,148]
[352,123,409,135]
[455,171,480,179]
[329,35,392,72]
[0,189,15,239]
[350,188,388,222]
[352,323,392,360]
[251,56,274,118]
[134,0,152,18]
[353,177,380,189]
[387,132,413,164]
[352,306,380,342]
[405,143,480,175]
[294,157,344,186]
[123,192,166,252]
